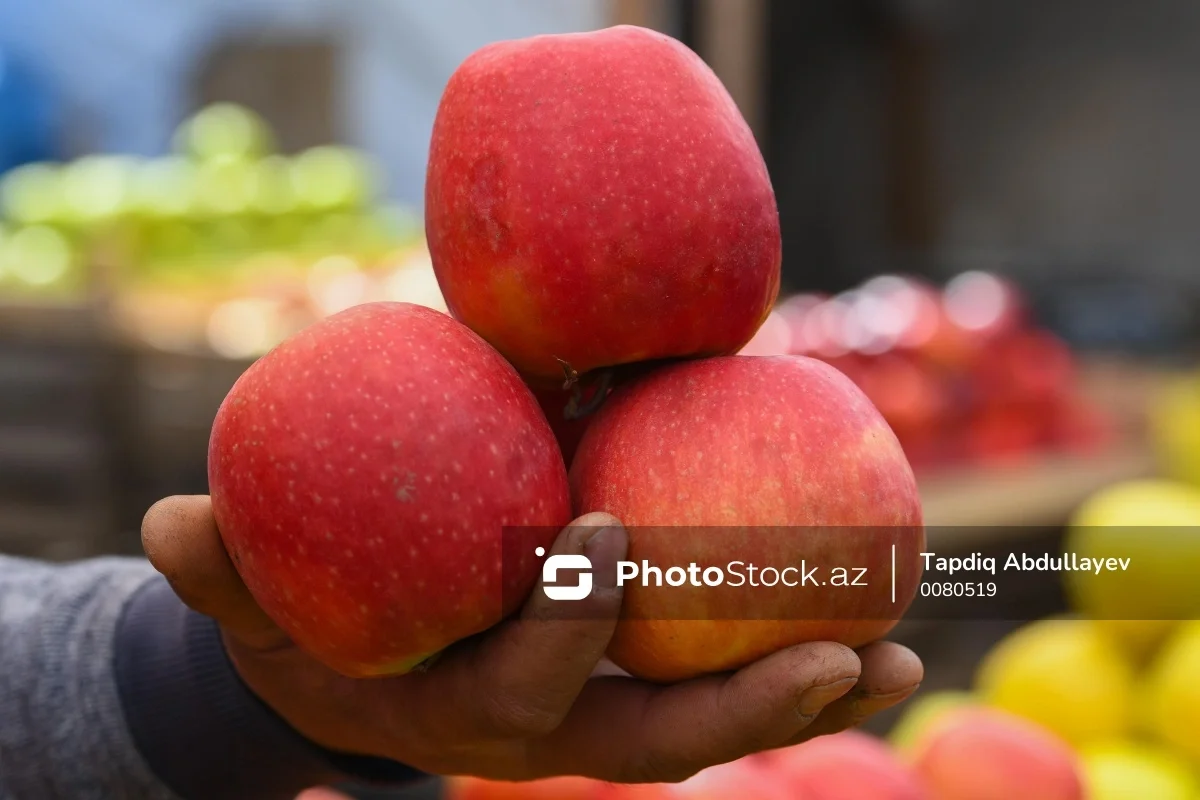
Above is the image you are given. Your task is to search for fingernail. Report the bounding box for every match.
[797,677,858,717]
[853,683,921,713]
[583,525,627,589]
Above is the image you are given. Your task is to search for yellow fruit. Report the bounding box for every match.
[1150,374,1200,488]
[1081,741,1199,800]
[1143,621,1200,762]
[976,618,1135,747]
[1064,479,1200,658]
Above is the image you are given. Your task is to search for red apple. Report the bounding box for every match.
[570,355,925,682]
[425,25,781,384]
[530,384,598,467]
[208,302,572,678]
[971,330,1075,407]
[854,352,949,439]
[765,730,929,799]
[942,270,1026,344]
[595,759,791,800]
[964,403,1042,465]
[446,775,604,800]
[912,708,1085,800]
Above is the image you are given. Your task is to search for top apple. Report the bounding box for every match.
[426,25,782,384]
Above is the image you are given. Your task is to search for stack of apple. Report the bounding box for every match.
[206,21,928,797]
[743,272,1114,473]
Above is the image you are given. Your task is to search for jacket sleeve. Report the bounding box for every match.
[0,555,428,800]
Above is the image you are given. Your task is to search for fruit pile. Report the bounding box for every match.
[742,273,1115,472]
[208,26,924,692]
[446,476,1200,800]
[0,103,443,359]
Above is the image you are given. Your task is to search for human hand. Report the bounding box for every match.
[142,495,922,785]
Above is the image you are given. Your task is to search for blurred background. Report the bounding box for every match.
[2,1,1199,798]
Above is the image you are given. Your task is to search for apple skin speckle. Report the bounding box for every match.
[209,302,570,678]
[425,25,781,383]
[569,355,925,683]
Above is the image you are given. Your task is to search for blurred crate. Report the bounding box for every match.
[0,302,120,560]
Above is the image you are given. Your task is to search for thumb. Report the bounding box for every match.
[141,495,287,650]
[433,513,629,740]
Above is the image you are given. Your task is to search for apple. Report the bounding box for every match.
[912,707,1085,800]
[530,384,602,468]
[764,730,929,799]
[974,618,1135,748]
[1063,479,1200,659]
[963,403,1042,465]
[1080,742,1200,800]
[1142,620,1200,762]
[597,759,791,800]
[425,25,781,384]
[853,351,948,440]
[208,302,572,677]
[1149,373,1200,488]
[888,690,981,753]
[941,270,1026,344]
[445,775,604,800]
[569,355,925,682]
[970,330,1075,408]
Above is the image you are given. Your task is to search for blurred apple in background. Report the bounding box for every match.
[764,730,929,799]
[737,309,791,355]
[1080,742,1200,800]
[659,760,792,800]
[173,102,274,163]
[0,161,64,225]
[963,403,1043,465]
[911,707,1085,800]
[974,618,1135,748]
[889,690,981,753]
[1063,479,1200,659]
[1149,373,1200,488]
[445,775,603,800]
[942,270,1025,346]
[1142,620,1200,763]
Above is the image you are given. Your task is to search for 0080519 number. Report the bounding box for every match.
[919,581,998,598]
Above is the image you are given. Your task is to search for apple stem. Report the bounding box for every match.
[564,369,614,420]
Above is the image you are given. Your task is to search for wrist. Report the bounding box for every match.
[114,576,428,798]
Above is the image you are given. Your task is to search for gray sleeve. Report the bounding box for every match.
[0,554,179,800]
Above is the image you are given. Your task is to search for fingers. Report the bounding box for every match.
[420,514,629,741]
[142,495,284,648]
[541,641,863,783]
[778,641,923,745]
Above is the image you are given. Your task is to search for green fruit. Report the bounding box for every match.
[61,155,137,224]
[0,162,65,224]
[0,225,78,292]
[195,157,256,217]
[290,146,374,211]
[175,103,274,162]
[249,156,299,216]
[131,157,199,219]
